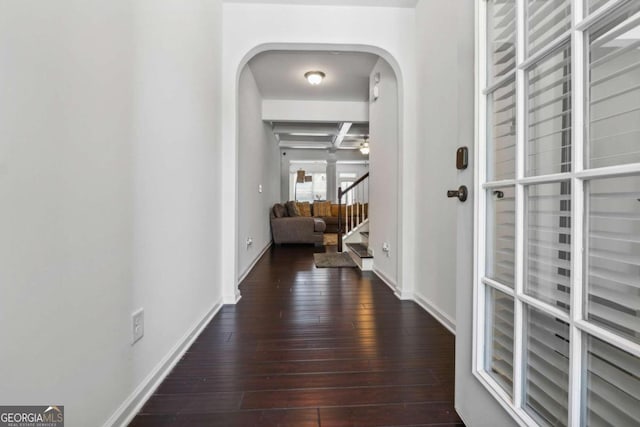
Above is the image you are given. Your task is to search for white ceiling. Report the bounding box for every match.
[247,50,375,152]
[225,0,418,8]
[248,51,379,102]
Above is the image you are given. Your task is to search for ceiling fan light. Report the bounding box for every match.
[304,71,326,85]
[359,140,370,155]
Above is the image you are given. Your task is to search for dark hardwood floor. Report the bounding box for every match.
[130,244,463,427]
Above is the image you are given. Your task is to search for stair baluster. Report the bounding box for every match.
[337,172,369,252]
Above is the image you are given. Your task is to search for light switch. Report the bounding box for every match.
[258,184,263,193]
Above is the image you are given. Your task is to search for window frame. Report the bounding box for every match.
[473,1,640,426]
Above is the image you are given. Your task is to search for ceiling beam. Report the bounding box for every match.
[333,122,352,149]
[277,134,333,143]
[272,123,339,135]
[278,141,332,149]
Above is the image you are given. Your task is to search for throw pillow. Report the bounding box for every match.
[285,200,301,217]
[297,201,312,217]
[330,204,340,217]
[313,201,331,217]
[273,203,287,218]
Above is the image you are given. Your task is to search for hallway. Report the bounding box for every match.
[130,245,463,426]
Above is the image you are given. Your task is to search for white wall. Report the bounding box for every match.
[129,0,223,420]
[237,66,281,278]
[263,99,368,122]
[221,2,418,302]
[369,58,399,289]
[0,3,134,425]
[0,1,223,426]
[413,0,459,330]
[414,1,514,425]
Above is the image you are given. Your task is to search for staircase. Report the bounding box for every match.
[344,228,373,271]
[338,173,373,271]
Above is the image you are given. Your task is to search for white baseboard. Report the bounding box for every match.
[102,299,223,427]
[395,288,414,300]
[373,267,398,294]
[413,291,456,335]
[223,291,242,305]
[372,269,455,335]
[238,241,272,284]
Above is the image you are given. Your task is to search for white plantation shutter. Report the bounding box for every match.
[487,288,515,395]
[586,175,640,344]
[525,182,572,312]
[488,0,517,84]
[588,8,640,169]
[585,336,640,426]
[490,80,518,181]
[524,307,570,426]
[526,45,572,177]
[478,2,640,426]
[487,187,516,287]
[527,0,571,55]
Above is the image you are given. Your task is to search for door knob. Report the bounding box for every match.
[447,185,468,202]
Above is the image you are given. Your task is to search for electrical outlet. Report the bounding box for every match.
[382,242,391,256]
[258,184,263,193]
[132,308,144,344]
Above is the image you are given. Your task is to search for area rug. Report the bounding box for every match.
[323,233,338,246]
[314,252,357,268]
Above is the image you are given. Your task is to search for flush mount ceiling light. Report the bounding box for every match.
[359,138,370,155]
[304,71,326,85]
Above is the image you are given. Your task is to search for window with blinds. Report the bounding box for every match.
[476,2,640,426]
[487,186,516,287]
[586,175,640,344]
[524,306,570,426]
[526,0,571,56]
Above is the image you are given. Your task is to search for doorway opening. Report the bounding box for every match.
[234,47,400,297]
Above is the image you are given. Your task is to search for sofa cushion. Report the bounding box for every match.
[285,201,301,217]
[313,218,327,232]
[273,203,287,218]
[313,201,331,217]
[297,201,312,217]
[330,204,340,217]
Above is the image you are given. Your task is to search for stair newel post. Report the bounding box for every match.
[338,187,343,252]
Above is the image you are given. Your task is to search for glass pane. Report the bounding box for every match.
[489,80,517,181]
[525,182,572,311]
[485,287,514,396]
[488,0,517,84]
[584,335,640,426]
[585,175,640,344]
[486,186,516,288]
[527,45,572,176]
[587,3,640,169]
[586,0,612,15]
[524,306,570,427]
[527,0,571,56]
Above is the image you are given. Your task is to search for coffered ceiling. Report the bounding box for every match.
[272,121,369,150]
